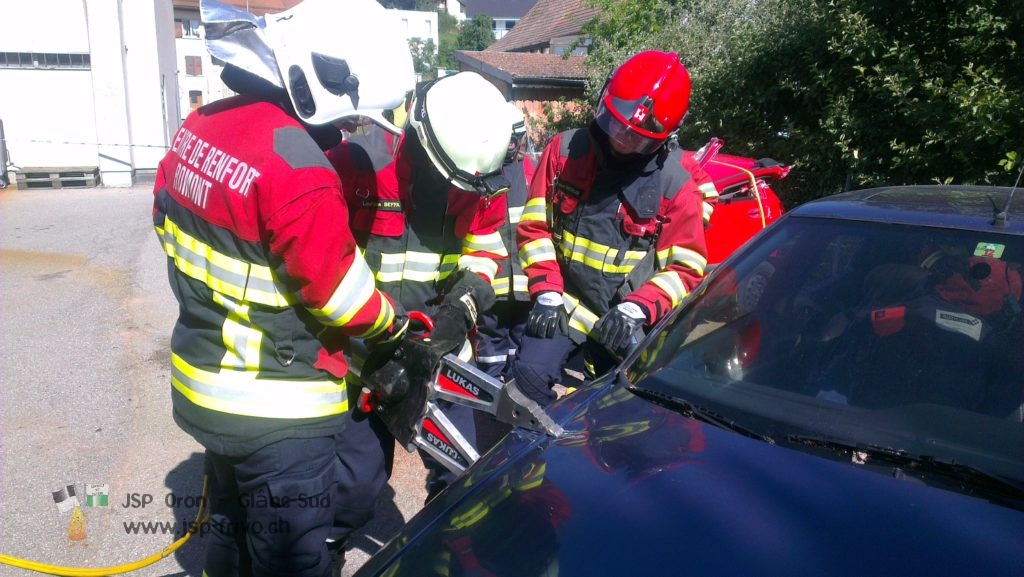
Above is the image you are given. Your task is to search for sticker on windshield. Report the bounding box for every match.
[974,242,1005,259]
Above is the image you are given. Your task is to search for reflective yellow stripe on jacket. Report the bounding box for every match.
[492,275,528,298]
[171,353,347,418]
[307,249,390,330]
[558,230,648,275]
[376,251,461,284]
[564,293,600,339]
[157,218,295,307]
[699,180,719,225]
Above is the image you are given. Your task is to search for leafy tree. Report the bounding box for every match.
[409,38,438,80]
[579,0,1024,205]
[437,10,460,71]
[458,15,496,51]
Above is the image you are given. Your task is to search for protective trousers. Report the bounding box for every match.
[510,331,619,408]
[203,412,392,577]
[472,301,531,452]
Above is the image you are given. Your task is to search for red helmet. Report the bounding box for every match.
[595,51,691,156]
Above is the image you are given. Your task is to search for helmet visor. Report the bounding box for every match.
[595,101,666,157]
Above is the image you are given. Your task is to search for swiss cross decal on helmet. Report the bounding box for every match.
[595,51,691,157]
[409,72,512,197]
[202,0,415,127]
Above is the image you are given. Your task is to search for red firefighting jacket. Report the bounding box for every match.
[153,95,397,454]
[518,127,717,342]
[330,130,508,314]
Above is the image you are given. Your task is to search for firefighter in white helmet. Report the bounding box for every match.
[153,0,415,574]
[343,71,512,503]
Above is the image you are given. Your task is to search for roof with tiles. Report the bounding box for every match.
[456,50,587,83]
[487,0,599,52]
[463,0,537,19]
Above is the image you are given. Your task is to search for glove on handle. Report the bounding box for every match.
[432,269,497,344]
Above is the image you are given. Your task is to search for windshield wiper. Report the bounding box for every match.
[788,434,1024,509]
[629,386,774,443]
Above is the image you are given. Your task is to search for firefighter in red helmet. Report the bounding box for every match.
[512,50,719,406]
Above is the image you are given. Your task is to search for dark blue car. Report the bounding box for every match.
[356,185,1024,576]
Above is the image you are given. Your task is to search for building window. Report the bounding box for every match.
[185,55,203,76]
[189,91,204,111]
[175,19,201,39]
[0,52,90,69]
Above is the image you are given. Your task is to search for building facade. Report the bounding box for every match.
[1,0,438,187]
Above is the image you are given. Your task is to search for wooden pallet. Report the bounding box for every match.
[16,167,100,189]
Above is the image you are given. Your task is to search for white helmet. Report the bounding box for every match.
[203,0,415,126]
[408,72,512,195]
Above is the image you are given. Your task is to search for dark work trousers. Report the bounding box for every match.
[472,301,530,452]
[331,409,394,543]
[202,435,342,577]
[510,331,618,408]
[508,331,578,408]
[203,411,393,577]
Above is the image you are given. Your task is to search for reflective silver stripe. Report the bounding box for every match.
[492,275,528,296]
[699,181,720,200]
[564,293,599,337]
[375,251,460,284]
[171,353,347,418]
[158,218,294,308]
[463,231,507,255]
[656,245,707,276]
[520,237,557,267]
[649,270,688,308]
[492,277,510,295]
[507,206,525,224]
[475,352,507,364]
[520,197,547,222]
[512,275,529,295]
[213,292,262,371]
[308,250,378,326]
[459,255,499,282]
[702,201,715,224]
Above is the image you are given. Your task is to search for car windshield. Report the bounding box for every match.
[626,216,1024,486]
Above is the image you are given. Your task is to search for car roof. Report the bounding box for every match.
[790,185,1024,234]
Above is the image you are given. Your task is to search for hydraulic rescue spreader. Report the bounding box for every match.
[347,313,563,475]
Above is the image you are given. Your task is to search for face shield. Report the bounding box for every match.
[595,99,668,157]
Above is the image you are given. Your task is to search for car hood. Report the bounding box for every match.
[356,378,1024,577]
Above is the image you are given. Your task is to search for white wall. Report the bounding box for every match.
[392,9,440,47]
[0,0,177,185]
[0,1,433,186]
[0,0,97,171]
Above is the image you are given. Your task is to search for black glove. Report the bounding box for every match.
[594,302,648,355]
[430,269,497,344]
[526,291,568,338]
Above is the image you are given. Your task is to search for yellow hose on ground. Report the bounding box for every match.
[0,476,209,577]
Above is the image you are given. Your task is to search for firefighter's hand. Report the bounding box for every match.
[526,292,568,338]
[594,301,648,354]
[430,269,497,345]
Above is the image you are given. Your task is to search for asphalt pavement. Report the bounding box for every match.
[0,183,427,577]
